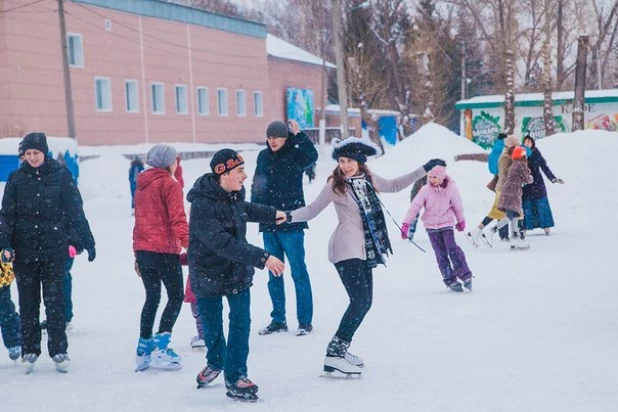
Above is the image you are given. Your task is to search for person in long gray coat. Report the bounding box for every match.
[279,136,445,375]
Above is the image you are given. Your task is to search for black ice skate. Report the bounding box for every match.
[225,377,259,402]
[258,321,288,335]
[196,365,222,388]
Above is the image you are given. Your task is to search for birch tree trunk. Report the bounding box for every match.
[504,48,516,134]
[572,35,589,131]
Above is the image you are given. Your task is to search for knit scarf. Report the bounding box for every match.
[346,175,392,268]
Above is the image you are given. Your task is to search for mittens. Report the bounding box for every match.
[68,245,77,258]
[401,223,410,240]
[456,221,466,232]
[87,247,96,262]
[1,248,14,263]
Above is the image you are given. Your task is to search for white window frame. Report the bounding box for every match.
[124,79,139,113]
[197,87,209,115]
[217,88,229,116]
[67,33,84,68]
[236,89,247,117]
[151,82,165,115]
[175,84,188,115]
[94,76,112,112]
[253,91,263,117]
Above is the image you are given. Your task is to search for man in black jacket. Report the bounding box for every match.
[0,132,95,374]
[251,120,318,337]
[187,148,285,401]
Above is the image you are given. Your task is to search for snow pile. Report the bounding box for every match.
[374,122,485,171]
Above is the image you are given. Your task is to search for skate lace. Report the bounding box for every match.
[344,352,362,365]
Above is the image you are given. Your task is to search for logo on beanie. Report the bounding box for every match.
[214,153,244,175]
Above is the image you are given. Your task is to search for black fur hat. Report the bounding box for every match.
[331,137,381,164]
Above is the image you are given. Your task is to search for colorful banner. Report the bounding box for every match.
[521,116,567,140]
[286,88,314,129]
[471,111,502,148]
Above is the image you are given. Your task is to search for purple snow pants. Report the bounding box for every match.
[427,228,472,286]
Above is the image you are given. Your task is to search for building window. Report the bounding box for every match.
[236,90,246,117]
[253,91,263,117]
[197,87,209,115]
[67,33,84,67]
[175,85,188,114]
[151,82,165,114]
[217,89,228,116]
[125,80,139,113]
[94,77,111,111]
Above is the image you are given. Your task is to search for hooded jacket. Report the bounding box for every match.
[403,176,465,230]
[0,157,94,262]
[251,131,318,232]
[132,168,188,254]
[187,173,275,297]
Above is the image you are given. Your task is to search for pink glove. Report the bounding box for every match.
[401,223,410,239]
[68,245,77,258]
[456,221,466,232]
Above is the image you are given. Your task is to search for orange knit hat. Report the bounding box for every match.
[512,146,527,160]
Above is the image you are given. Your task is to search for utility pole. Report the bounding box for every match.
[572,35,589,131]
[460,42,466,100]
[332,0,349,139]
[58,0,76,139]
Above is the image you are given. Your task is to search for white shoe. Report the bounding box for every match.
[324,355,362,374]
[22,353,38,374]
[151,348,182,370]
[190,336,206,349]
[345,352,364,368]
[510,234,530,250]
[135,353,151,372]
[52,354,71,373]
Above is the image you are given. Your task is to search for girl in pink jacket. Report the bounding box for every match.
[401,166,473,292]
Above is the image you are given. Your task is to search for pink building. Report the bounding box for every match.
[0,0,333,145]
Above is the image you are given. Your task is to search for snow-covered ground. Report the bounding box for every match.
[1,125,617,412]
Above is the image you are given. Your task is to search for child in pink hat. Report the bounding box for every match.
[401,165,473,292]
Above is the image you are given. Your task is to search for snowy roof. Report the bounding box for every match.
[266,34,336,68]
[324,104,400,117]
[455,89,618,109]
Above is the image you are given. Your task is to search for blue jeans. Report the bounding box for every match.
[263,231,313,325]
[197,288,251,384]
[130,181,137,209]
[0,286,20,349]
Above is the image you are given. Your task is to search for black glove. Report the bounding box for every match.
[87,247,96,262]
[423,158,447,172]
[285,211,293,223]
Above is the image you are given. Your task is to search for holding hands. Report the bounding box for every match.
[265,255,285,276]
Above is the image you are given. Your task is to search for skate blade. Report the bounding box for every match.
[465,234,479,248]
[135,364,150,372]
[226,391,260,402]
[510,245,530,251]
[150,362,182,371]
[480,235,493,248]
[320,371,362,379]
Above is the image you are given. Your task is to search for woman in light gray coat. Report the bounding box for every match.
[278,137,444,375]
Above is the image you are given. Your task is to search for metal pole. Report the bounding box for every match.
[57,0,76,139]
[332,0,349,139]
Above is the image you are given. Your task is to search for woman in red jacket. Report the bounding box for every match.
[133,144,189,372]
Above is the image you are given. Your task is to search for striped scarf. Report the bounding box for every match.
[346,175,392,268]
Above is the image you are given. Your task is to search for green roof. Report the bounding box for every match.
[455,89,618,110]
[71,0,266,38]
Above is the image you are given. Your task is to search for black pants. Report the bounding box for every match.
[333,259,373,343]
[14,258,67,358]
[136,251,184,339]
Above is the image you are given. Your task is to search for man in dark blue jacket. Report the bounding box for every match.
[187,149,285,401]
[251,120,318,337]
